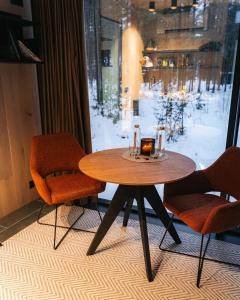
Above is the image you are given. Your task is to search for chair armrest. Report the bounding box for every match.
[202,200,240,234]
[30,168,52,205]
[164,170,213,200]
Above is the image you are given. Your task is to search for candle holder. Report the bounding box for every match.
[140,138,155,156]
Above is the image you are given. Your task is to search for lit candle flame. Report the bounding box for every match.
[142,144,152,151]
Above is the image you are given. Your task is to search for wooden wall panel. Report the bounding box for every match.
[0,0,41,218]
[0,64,41,218]
[0,81,12,180]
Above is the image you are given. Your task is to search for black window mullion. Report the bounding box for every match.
[226,26,240,149]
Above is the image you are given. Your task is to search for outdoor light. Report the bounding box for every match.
[192,0,199,7]
[171,0,177,10]
[146,39,156,51]
[148,1,156,13]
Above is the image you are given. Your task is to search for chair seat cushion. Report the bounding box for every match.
[46,173,105,204]
[164,193,228,233]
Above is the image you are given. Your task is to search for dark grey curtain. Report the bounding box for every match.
[32,0,92,153]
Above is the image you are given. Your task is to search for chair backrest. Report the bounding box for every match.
[30,133,85,177]
[205,146,240,199]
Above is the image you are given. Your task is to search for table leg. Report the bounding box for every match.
[87,183,179,282]
[143,185,181,244]
[123,198,134,227]
[136,187,153,282]
[87,185,132,256]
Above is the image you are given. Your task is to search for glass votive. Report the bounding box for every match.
[140,138,155,156]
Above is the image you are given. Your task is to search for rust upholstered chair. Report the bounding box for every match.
[30,133,106,249]
[160,146,240,287]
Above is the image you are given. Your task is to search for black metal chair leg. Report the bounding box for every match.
[123,198,134,227]
[96,204,103,222]
[53,204,85,250]
[197,234,211,288]
[159,220,211,288]
[37,202,105,249]
[37,202,102,234]
[197,234,204,288]
[37,203,45,225]
[53,205,58,249]
[159,214,175,248]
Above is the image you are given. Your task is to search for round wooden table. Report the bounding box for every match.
[79,148,196,281]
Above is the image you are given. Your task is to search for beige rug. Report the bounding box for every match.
[0,205,240,300]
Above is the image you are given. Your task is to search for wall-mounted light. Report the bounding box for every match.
[148,1,156,13]
[192,0,199,7]
[171,0,177,10]
[146,39,157,51]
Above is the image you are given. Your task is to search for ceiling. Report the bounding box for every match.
[131,0,204,10]
[101,0,214,22]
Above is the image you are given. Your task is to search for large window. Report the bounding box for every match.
[85,0,240,201]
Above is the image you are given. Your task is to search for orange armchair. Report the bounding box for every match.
[160,146,240,287]
[30,133,105,249]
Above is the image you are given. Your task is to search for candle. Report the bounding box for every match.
[141,138,155,156]
[142,144,152,151]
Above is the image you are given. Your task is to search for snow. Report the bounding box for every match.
[89,81,232,202]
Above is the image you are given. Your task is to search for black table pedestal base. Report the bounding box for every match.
[87,184,181,281]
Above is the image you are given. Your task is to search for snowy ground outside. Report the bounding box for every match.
[89,81,232,203]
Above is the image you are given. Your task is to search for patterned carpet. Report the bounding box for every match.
[0,205,240,300]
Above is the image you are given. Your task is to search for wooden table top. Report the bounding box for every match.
[79,148,196,186]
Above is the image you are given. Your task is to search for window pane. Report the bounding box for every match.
[85,0,239,201]
[237,126,240,146]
